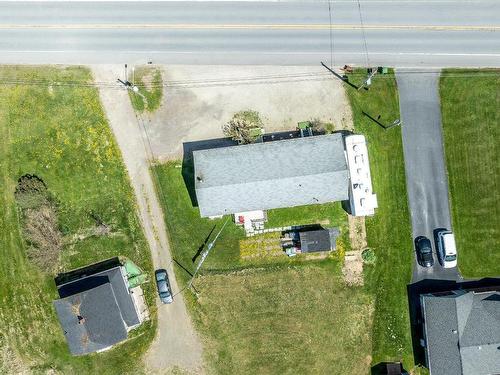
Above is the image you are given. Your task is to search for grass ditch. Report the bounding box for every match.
[440,69,500,277]
[0,66,155,374]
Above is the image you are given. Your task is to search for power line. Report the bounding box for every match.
[0,70,497,91]
[186,218,229,290]
[356,0,370,67]
[328,0,335,69]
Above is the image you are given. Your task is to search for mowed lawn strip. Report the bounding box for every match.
[0,66,154,374]
[346,71,414,366]
[440,69,500,277]
[194,265,373,375]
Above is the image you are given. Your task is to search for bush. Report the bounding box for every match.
[222,110,263,144]
[361,248,376,264]
[14,174,48,209]
[14,175,62,272]
[310,118,335,134]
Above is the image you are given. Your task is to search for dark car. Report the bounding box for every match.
[415,236,434,267]
[155,269,173,304]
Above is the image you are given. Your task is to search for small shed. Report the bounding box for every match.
[299,228,339,253]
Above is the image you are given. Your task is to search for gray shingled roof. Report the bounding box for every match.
[54,266,140,355]
[299,228,339,253]
[193,134,349,217]
[421,291,500,375]
[57,266,140,328]
[53,284,127,355]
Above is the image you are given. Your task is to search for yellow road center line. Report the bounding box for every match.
[0,24,498,31]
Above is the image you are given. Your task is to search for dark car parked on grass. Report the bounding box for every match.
[415,236,434,268]
[155,269,173,304]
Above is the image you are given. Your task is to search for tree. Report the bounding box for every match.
[222,110,263,144]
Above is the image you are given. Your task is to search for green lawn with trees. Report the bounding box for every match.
[0,66,155,374]
[440,69,500,277]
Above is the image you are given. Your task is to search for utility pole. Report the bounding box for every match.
[358,68,377,91]
[321,62,359,90]
[187,219,229,289]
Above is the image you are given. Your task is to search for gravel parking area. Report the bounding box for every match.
[141,65,353,160]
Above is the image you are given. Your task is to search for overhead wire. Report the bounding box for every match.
[328,0,335,69]
[0,70,497,91]
[356,0,370,67]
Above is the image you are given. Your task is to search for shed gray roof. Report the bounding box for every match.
[193,134,349,217]
[299,228,339,253]
[53,284,127,355]
[421,290,500,375]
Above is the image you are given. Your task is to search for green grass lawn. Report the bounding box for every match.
[153,69,415,373]
[193,264,373,375]
[0,66,155,374]
[152,161,358,373]
[128,66,163,112]
[152,162,349,281]
[440,69,500,278]
[345,70,414,367]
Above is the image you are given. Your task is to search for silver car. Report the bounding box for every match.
[155,269,173,304]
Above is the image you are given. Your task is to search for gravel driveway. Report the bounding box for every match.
[141,65,353,160]
[92,65,203,374]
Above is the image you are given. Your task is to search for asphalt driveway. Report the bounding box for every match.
[396,70,461,282]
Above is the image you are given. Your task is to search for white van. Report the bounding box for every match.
[436,230,457,268]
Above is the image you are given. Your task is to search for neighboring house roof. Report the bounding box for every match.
[54,284,128,355]
[193,134,349,217]
[421,290,500,375]
[53,266,140,355]
[299,228,339,253]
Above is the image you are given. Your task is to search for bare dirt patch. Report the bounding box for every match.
[342,204,368,286]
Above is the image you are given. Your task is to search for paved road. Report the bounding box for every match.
[396,70,460,282]
[93,65,203,373]
[0,1,499,66]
